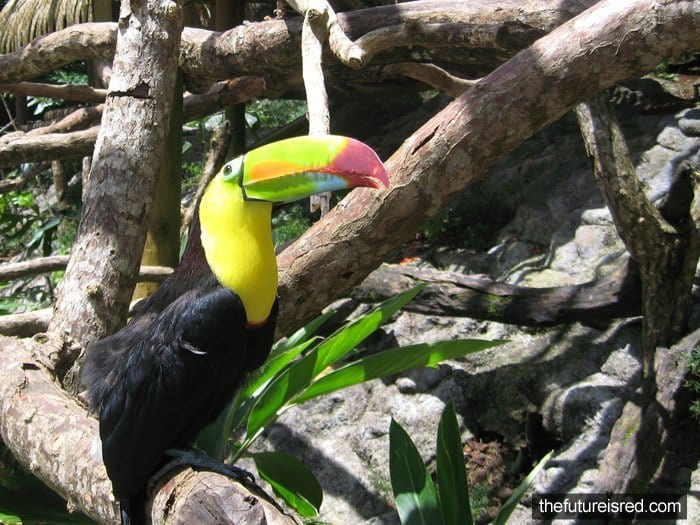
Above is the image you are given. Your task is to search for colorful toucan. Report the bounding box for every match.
[81,135,388,524]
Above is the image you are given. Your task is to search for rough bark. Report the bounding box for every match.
[0,336,295,525]
[275,0,700,335]
[576,97,700,368]
[577,96,700,494]
[0,336,117,523]
[47,0,186,354]
[353,259,643,326]
[593,328,700,493]
[0,127,97,167]
[0,1,599,94]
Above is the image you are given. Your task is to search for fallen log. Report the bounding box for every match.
[354,258,643,326]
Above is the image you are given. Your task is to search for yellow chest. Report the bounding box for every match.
[199,178,277,325]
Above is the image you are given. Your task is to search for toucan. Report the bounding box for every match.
[81,135,388,525]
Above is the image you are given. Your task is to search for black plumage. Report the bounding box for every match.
[81,217,278,523]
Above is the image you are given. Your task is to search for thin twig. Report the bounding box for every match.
[381,63,480,97]
[0,94,18,132]
[0,82,108,103]
[0,255,173,282]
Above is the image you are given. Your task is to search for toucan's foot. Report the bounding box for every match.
[148,446,255,493]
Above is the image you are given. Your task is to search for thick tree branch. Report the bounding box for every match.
[47,0,186,352]
[576,97,700,359]
[0,1,600,93]
[0,127,97,167]
[0,336,295,524]
[275,0,700,335]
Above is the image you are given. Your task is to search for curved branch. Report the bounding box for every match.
[275,0,700,335]
[0,336,294,524]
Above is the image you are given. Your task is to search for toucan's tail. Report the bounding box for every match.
[119,494,147,525]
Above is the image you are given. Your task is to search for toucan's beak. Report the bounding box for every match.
[237,135,389,202]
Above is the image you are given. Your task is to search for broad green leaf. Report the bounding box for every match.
[295,339,503,405]
[491,450,552,525]
[310,284,426,376]
[243,285,427,449]
[244,352,316,445]
[241,337,320,401]
[436,402,472,525]
[390,419,442,525]
[253,451,322,518]
[272,309,336,354]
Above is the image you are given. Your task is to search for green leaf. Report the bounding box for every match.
[436,402,472,525]
[272,309,336,354]
[491,450,552,525]
[253,451,322,518]
[310,283,426,376]
[390,419,442,525]
[0,511,22,524]
[295,339,503,405]
[243,352,316,446]
[242,285,427,451]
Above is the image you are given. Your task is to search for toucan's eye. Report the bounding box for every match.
[221,156,244,182]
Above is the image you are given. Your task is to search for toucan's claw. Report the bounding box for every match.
[147,447,255,494]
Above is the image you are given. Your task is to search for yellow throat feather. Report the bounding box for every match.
[198,174,277,325]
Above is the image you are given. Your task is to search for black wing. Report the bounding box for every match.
[84,286,251,499]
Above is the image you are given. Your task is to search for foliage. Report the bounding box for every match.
[272,204,311,248]
[246,99,307,131]
[196,286,503,518]
[684,346,700,420]
[389,402,552,525]
[0,185,73,312]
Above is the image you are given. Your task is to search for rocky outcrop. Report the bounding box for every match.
[250,105,699,524]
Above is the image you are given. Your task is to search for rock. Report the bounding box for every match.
[252,106,698,524]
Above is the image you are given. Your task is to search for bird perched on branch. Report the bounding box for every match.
[81,135,388,525]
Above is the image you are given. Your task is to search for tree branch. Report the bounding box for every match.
[0,82,108,103]
[0,78,264,168]
[353,259,643,326]
[275,0,700,335]
[379,63,478,97]
[0,1,601,93]
[0,336,295,524]
[0,255,173,282]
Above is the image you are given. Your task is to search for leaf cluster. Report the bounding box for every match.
[389,403,552,525]
[196,285,503,517]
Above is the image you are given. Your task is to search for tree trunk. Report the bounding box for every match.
[133,74,184,299]
[47,0,185,357]
[576,95,700,493]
